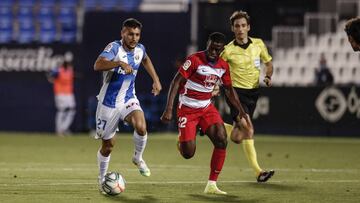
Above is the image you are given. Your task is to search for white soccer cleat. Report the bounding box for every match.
[98,176,106,195]
[204,181,227,195]
[132,158,151,177]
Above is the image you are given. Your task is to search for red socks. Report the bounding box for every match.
[209,148,226,181]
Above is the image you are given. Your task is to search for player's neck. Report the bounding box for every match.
[235,37,248,45]
[122,43,135,52]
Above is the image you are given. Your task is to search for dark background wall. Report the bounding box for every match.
[197,0,318,49]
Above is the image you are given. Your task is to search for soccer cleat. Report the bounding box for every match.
[98,176,106,195]
[204,182,227,195]
[132,158,151,177]
[257,170,275,182]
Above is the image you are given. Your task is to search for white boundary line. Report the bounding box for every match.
[0,167,358,173]
[0,179,360,187]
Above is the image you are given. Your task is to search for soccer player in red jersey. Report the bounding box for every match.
[161,32,250,195]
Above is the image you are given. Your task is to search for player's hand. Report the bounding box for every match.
[121,63,133,74]
[160,109,172,123]
[152,81,162,96]
[263,76,272,87]
[235,113,251,129]
[211,85,220,97]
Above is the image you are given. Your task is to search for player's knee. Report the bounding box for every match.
[230,134,242,144]
[243,128,254,139]
[181,151,195,159]
[101,147,112,156]
[135,127,147,136]
[214,139,227,149]
[134,123,147,136]
[101,143,114,156]
[231,138,242,144]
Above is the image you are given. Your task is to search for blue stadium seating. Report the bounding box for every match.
[38,19,57,43]
[0,0,94,44]
[59,0,78,8]
[18,6,33,18]
[84,0,98,11]
[119,0,141,12]
[39,0,56,8]
[61,31,77,43]
[58,6,77,43]
[0,0,13,7]
[0,17,13,43]
[18,0,36,7]
[102,0,118,11]
[38,6,54,18]
[0,6,12,17]
[18,17,35,43]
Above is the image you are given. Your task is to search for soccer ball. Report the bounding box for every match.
[102,171,126,195]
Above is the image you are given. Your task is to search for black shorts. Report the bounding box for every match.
[225,87,259,121]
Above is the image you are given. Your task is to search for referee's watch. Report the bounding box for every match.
[265,75,271,80]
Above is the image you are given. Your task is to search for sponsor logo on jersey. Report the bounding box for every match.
[126,102,139,109]
[254,58,261,68]
[104,43,113,52]
[182,60,191,70]
[135,54,140,60]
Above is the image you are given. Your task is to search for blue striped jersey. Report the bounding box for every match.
[97,40,146,108]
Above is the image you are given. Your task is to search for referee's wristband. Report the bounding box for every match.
[265,75,271,80]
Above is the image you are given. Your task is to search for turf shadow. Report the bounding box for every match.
[188,194,261,203]
[104,194,160,203]
[244,182,302,191]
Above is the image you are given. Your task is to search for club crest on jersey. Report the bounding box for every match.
[204,75,218,88]
[135,54,140,60]
[182,60,191,70]
[104,43,113,52]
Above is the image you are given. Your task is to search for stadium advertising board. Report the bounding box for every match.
[251,86,360,136]
[0,44,81,132]
[0,45,76,72]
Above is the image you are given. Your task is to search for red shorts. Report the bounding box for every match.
[176,103,223,142]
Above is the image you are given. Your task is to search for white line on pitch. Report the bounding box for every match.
[0,167,358,173]
[1,179,360,187]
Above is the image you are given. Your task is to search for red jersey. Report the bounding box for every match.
[178,51,232,108]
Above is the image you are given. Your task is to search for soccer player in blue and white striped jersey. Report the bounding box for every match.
[93,18,162,194]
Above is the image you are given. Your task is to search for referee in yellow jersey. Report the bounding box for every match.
[220,10,274,182]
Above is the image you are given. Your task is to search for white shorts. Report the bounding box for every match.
[95,98,143,140]
[55,94,76,110]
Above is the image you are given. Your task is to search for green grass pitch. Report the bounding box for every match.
[0,132,360,203]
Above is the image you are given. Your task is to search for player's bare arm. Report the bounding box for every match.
[263,61,273,87]
[211,84,220,96]
[94,56,133,74]
[142,55,162,96]
[160,72,185,123]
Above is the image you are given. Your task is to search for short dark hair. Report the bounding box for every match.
[345,17,360,44]
[230,10,250,26]
[122,18,142,29]
[208,32,226,44]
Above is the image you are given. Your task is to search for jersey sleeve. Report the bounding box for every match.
[220,48,229,62]
[178,56,197,79]
[99,42,119,61]
[258,39,272,63]
[139,43,147,61]
[221,62,232,87]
